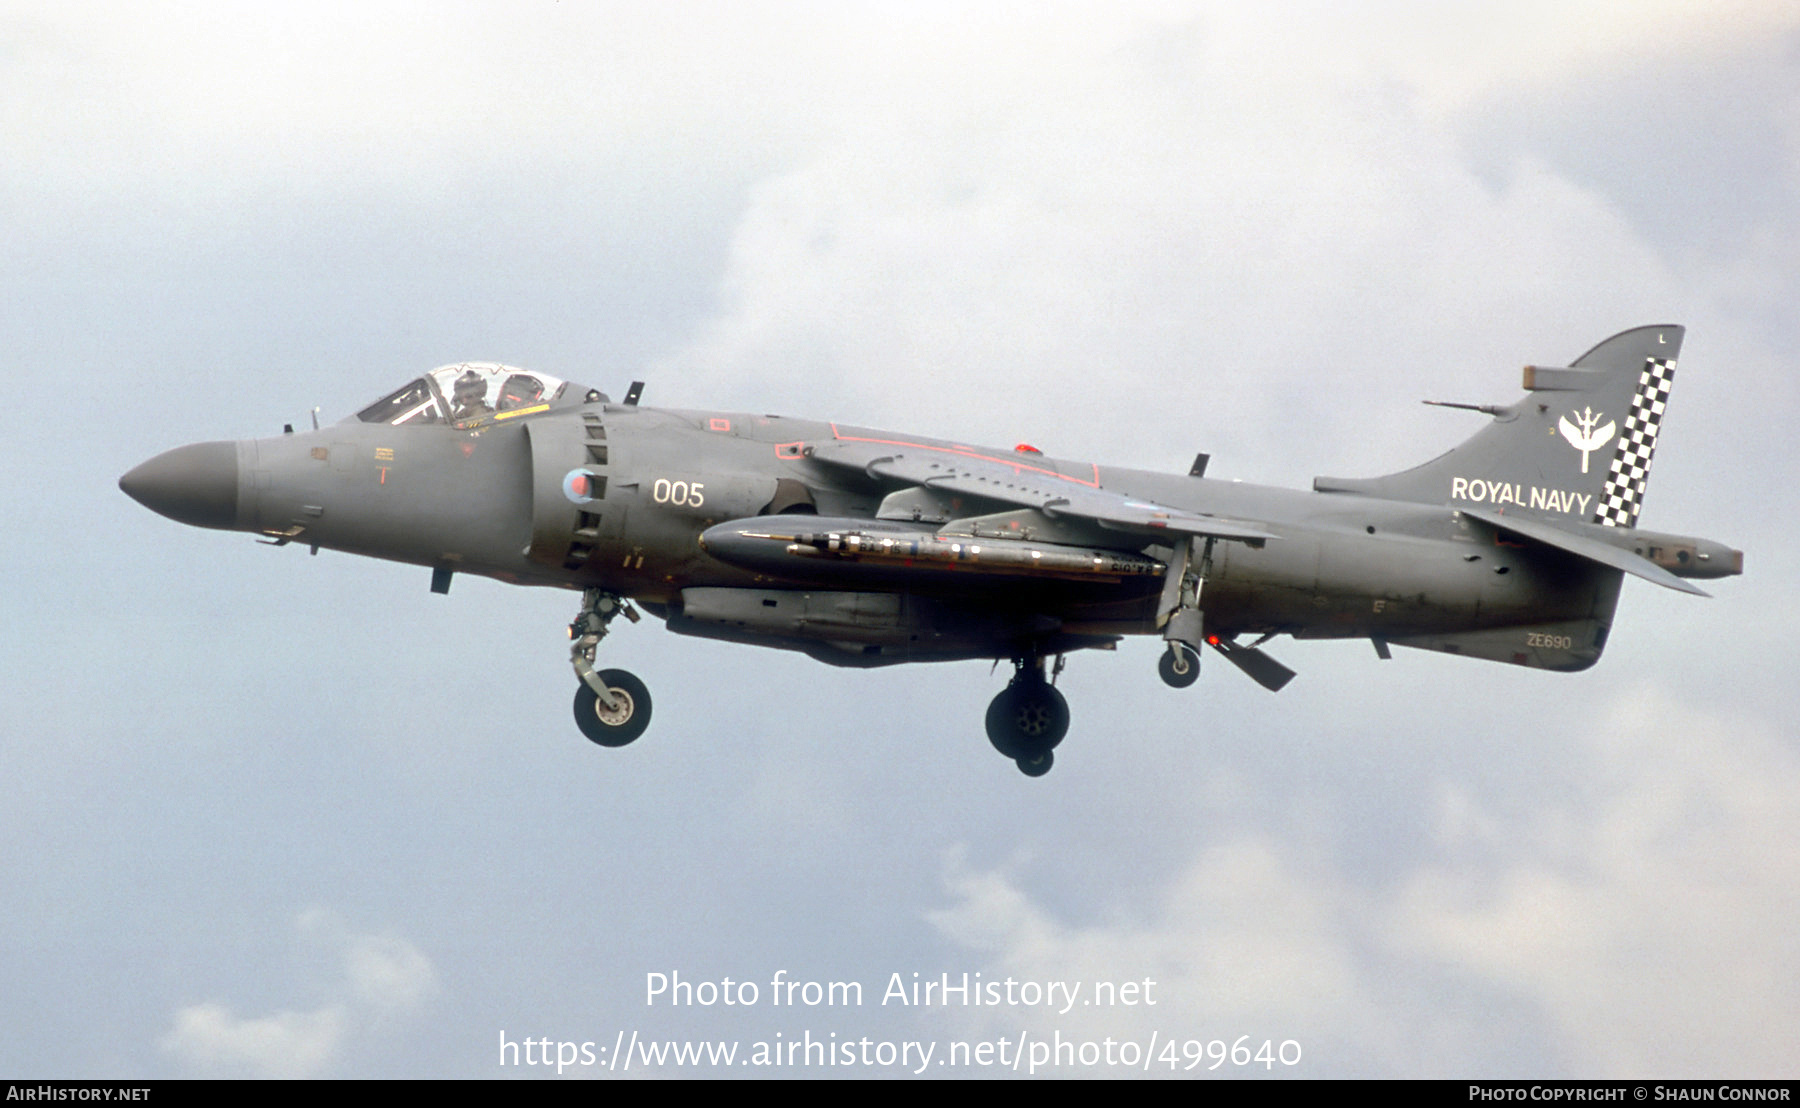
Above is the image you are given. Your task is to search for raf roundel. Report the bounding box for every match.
[563,469,601,505]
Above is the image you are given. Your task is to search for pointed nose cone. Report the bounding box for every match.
[120,441,242,530]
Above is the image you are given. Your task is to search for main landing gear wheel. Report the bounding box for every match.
[985,676,1069,775]
[1158,643,1201,688]
[574,669,652,747]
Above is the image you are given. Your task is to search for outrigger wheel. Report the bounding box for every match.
[985,669,1069,777]
[574,668,652,747]
[1158,642,1201,688]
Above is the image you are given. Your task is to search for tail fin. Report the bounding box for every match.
[1315,325,1683,528]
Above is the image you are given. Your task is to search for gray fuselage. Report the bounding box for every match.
[215,401,1613,667]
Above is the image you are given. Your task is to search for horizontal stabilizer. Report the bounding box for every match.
[1209,637,1296,692]
[1459,507,1709,596]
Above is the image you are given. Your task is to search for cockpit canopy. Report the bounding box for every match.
[356,363,600,428]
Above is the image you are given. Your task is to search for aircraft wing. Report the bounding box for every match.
[807,429,1278,544]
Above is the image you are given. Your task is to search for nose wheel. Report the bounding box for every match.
[985,657,1069,776]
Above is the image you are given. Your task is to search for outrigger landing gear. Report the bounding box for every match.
[1158,642,1201,688]
[985,653,1069,777]
[1157,536,1209,690]
[569,589,651,746]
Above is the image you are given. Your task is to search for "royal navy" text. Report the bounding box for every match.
[1450,478,1591,516]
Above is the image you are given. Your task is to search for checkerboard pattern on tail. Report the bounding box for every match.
[1594,356,1676,528]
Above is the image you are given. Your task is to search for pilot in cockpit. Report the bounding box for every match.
[451,370,493,422]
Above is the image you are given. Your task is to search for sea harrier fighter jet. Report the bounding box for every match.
[121,326,1741,775]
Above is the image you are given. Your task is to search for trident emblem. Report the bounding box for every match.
[1557,406,1616,473]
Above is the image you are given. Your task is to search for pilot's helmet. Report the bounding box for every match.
[454,370,487,403]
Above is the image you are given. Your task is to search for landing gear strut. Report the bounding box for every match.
[1157,536,1209,689]
[985,654,1069,777]
[569,589,651,746]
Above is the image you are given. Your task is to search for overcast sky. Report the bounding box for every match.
[3,1,1796,1079]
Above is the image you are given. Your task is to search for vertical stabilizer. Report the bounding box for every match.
[1314,325,1683,528]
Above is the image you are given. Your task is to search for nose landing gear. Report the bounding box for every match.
[985,654,1069,777]
[570,589,652,747]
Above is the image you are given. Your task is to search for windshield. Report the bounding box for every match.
[356,378,443,426]
[357,363,576,427]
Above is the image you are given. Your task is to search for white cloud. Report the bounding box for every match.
[159,1002,347,1080]
[1392,688,1800,1075]
[13,3,1793,192]
[656,20,1689,485]
[927,689,1800,1076]
[10,5,1787,409]
[300,907,440,1015]
[1256,1,1800,117]
[925,839,1452,1076]
[345,932,439,1015]
[160,910,437,1078]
